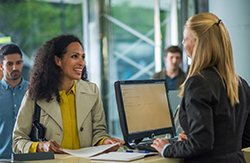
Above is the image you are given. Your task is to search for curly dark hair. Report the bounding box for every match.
[28,34,88,103]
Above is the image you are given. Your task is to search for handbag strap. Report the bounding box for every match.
[32,100,41,123]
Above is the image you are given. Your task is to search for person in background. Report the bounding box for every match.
[0,44,29,159]
[13,34,124,154]
[152,46,185,90]
[151,12,250,163]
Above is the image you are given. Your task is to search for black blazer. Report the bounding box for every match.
[163,67,250,163]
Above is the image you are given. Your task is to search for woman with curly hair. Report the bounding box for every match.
[12,34,124,154]
[151,12,250,162]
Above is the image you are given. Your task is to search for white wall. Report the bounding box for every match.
[209,0,250,83]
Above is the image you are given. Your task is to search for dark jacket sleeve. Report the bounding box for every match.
[163,75,215,158]
[241,79,250,148]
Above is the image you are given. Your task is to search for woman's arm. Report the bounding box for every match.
[90,84,124,148]
[91,84,112,145]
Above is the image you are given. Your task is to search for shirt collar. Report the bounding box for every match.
[70,81,76,95]
[0,77,27,90]
[59,81,76,96]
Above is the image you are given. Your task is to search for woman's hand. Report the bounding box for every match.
[102,138,125,151]
[37,140,66,154]
[179,131,187,141]
[151,138,170,154]
[103,138,125,146]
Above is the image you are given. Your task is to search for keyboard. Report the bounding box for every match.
[137,141,157,152]
[136,137,178,152]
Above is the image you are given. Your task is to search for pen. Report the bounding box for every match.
[126,150,150,153]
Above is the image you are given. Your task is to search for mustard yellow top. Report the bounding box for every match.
[59,82,80,149]
[29,82,106,152]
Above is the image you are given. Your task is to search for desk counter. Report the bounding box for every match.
[12,146,250,163]
[25,154,183,163]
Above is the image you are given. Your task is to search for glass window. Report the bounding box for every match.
[102,0,181,139]
[0,0,83,81]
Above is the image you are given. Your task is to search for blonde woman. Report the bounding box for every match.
[151,12,250,163]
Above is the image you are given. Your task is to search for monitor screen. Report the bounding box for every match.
[115,79,176,147]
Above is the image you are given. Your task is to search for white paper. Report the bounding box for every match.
[62,143,118,158]
[91,152,158,162]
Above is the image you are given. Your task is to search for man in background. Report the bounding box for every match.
[0,44,29,159]
[152,46,185,90]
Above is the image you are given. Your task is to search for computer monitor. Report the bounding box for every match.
[114,79,176,149]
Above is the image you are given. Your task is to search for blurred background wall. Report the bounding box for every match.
[209,0,250,83]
